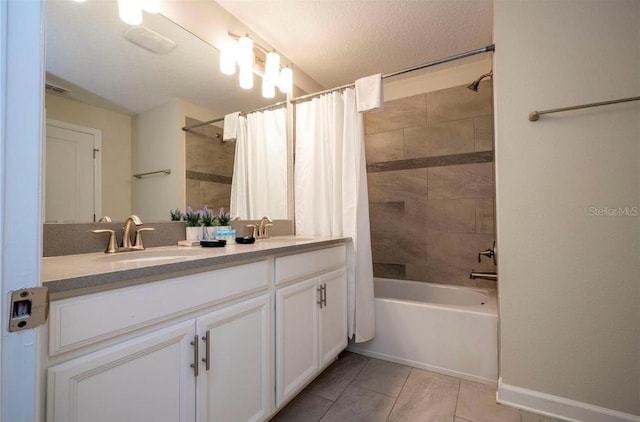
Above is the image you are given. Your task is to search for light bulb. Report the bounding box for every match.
[220,40,237,75]
[237,36,254,68]
[141,0,160,13]
[239,66,254,90]
[278,67,293,94]
[262,78,275,98]
[118,0,143,25]
[264,51,280,85]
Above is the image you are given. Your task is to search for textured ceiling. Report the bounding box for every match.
[215,0,494,89]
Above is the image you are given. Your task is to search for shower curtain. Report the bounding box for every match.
[230,108,288,220]
[295,88,375,343]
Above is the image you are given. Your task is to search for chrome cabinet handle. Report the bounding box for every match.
[322,284,327,307]
[317,286,324,309]
[202,330,210,371]
[190,335,199,377]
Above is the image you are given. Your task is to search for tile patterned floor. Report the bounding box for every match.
[270,352,566,422]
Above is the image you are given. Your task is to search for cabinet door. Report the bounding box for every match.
[275,278,320,407]
[47,321,196,422]
[196,294,271,422]
[319,268,348,366]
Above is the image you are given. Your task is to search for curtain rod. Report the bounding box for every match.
[181,100,288,131]
[290,44,495,104]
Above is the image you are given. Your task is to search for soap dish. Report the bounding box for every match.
[235,236,256,244]
[201,239,226,248]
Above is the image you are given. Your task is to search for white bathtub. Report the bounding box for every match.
[348,278,498,386]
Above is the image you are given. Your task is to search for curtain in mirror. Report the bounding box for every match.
[230,108,288,220]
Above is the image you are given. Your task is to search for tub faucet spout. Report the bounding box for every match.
[469,270,498,281]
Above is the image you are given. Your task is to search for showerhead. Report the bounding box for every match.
[467,71,493,92]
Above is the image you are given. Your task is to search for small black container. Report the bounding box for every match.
[201,239,226,247]
[235,236,256,244]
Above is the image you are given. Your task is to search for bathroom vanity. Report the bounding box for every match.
[41,237,348,422]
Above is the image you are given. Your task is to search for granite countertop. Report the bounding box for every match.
[43,236,348,296]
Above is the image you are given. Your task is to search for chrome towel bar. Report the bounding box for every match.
[529,96,640,122]
[133,169,171,178]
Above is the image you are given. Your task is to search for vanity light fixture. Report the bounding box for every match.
[220,34,294,97]
[117,0,160,26]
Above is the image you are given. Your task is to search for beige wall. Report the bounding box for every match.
[384,57,492,101]
[495,0,639,417]
[45,93,132,221]
[131,99,221,221]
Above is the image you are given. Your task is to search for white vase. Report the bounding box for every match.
[203,226,217,240]
[186,226,202,241]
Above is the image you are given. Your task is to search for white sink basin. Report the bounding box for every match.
[95,247,205,264]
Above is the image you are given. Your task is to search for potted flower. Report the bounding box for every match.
[170,208,183,221]
[200,205,219,240]
[183,206,203,241]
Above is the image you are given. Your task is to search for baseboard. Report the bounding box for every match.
[497,379,640,422]
[347,345,497,387]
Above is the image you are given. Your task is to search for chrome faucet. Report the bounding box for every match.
[92,215,154,253]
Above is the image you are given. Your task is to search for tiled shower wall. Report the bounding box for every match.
[185,117,234,211]
[364,81,496,288]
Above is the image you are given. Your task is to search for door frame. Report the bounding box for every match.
[45,118,103,222]
[0,0,45,421]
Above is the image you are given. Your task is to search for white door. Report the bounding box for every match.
[275,278,320,407]
[196,294,271,422]
[45,119,101,222]
[47,321,196,422]
[319,268,348,366]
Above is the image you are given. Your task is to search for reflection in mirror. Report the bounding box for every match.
[184,119,233,213]
[44,0,287,222]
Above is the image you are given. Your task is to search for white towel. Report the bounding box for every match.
[355,73,383,113]
[222,112,241,142]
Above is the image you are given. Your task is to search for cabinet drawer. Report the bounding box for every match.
[49,260,269,356]
[275,245,346,285]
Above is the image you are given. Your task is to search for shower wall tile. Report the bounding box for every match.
[373,263,406,280]
[426,232,496,283]
[426,81,492,125]
[369,202,405,232]
[364,94,426,135]
[366,82,496,288]
[365,129,404,163]
[186,180,231,211]
[367,169,428,203]
[185,127,235,177]
[371,230,407,264]
[404,119,475,158]
[425,199,477,233]
[428,162,494,200]
[474,115,494,151]
[476,199,495,234]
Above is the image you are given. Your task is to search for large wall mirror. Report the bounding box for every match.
[44,0,288,223]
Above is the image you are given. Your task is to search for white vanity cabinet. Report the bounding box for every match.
[274,246,347,407]
[47,320,197,422]
[195,294,271,422]
[46,260,272,422]
[44,240,348,422]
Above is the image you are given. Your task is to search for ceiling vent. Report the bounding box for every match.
[45,82,70,95]
[124,26,176,54]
